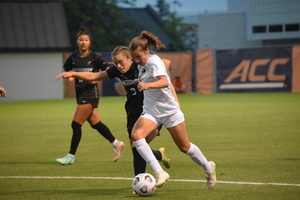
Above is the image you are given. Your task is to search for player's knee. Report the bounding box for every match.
[131,132,138,141]
[131,131,143,141]
[71,121,82,131]
[179,145,190,153]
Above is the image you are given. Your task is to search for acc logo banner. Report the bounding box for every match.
[216,47,292,92]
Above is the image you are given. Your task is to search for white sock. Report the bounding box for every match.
[112,139,118,147]
[133,138,163,174]
[186,143,211,171]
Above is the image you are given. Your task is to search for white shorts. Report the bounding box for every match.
[141,110,185,128]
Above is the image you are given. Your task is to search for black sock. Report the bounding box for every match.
[69,121,82,155]
[132,147,146,176]
[153,149,162,161]
[91,121,115,143]
[132,147,163,176]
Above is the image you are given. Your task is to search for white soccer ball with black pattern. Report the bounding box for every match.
[132,173,156,197]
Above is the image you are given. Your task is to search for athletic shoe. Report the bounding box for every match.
[155,170,170,188]
[113,141,125,162]
[205,161,216,189]
[56,153,74,165]
[158,147,171,169]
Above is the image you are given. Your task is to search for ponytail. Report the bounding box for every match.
[129,31,165,52]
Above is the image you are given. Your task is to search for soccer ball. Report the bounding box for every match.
[132,173,156,197]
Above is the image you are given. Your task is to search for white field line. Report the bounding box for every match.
[0,176,299,187]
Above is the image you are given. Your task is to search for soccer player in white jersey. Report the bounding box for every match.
[129,31,217,189]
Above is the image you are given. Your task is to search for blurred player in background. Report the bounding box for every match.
[55,46,172,175]
[172,76,185,93]
[129,31,216,189]
[0,86,6,97]
[56,26,124,165]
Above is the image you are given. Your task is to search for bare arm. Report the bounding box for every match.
[170,81,180,106]
[55,71,109,81]
[162,59,171,71]
[162,59,180,106]
[137,75,168,92]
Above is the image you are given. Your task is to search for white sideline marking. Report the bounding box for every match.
[0,176,299,187]
[170,179,300,187]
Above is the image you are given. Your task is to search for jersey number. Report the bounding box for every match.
[131,88,137,96]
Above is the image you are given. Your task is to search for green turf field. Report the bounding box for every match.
[0,93,299,200]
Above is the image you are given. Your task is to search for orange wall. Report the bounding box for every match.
[157,52,193,94]
[292,46,300,92]
[196,50,213,94]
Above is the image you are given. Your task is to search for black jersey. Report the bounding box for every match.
[106,62,144,121]
[64,51,107,104]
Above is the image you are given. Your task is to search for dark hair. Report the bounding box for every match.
[76,26,93,42]
[129,31,165,52]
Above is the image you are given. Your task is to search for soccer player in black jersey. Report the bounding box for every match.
[55,46,173,175]
[56,27,125,165]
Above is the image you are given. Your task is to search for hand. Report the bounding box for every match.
[54,71,73,80]
[137,81,149,92]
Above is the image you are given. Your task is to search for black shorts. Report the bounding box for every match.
[127,114,163,139]
[77,98,99,108]
[127,114,140,138]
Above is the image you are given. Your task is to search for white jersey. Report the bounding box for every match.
[138,54,180,117]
